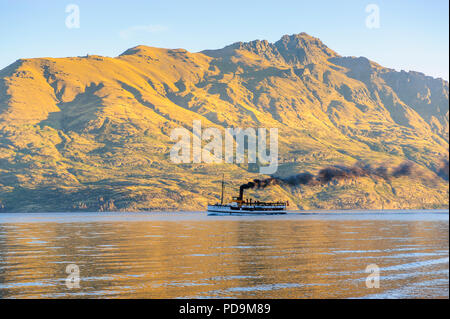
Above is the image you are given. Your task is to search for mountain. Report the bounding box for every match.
[0,33,448,212]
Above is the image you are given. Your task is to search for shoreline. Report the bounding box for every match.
[0,208,449,214]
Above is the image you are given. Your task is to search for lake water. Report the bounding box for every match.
[0,210,448,299]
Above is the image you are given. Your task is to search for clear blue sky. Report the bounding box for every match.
[1,0,448,80]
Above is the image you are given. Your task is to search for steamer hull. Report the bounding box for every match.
[207,204,287,215]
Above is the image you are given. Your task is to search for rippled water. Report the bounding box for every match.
[0,210,448,299]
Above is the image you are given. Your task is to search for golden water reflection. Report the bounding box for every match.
[0,213,448,298]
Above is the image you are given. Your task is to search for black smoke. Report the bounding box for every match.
[392,162,414,178]
[437,159,449,181]
[240,161,416,193]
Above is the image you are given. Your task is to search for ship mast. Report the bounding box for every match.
[220,174,224,205]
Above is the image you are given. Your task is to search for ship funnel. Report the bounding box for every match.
[239,185,244,201]
[238,181,256,201]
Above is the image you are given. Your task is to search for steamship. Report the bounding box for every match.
[207,176,288,215]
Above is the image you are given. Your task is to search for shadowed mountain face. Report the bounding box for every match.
[0,33,448,212]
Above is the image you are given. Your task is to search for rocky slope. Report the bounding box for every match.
[0,33,448,212]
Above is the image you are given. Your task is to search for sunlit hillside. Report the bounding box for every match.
[0,33,448,212]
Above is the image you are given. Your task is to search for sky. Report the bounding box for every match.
[1,0,448,80]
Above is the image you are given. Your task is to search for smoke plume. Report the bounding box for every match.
[437,159,449,181]
[242,161,415,192]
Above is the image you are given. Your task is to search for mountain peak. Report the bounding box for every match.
[202,33,339,65]
[274,33,339,64]
[119,45,165,57]
[280,32,315,40]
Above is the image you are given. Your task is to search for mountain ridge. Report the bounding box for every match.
[0,33,448,212]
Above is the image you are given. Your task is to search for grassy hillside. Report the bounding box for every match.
[0,33,448,212]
